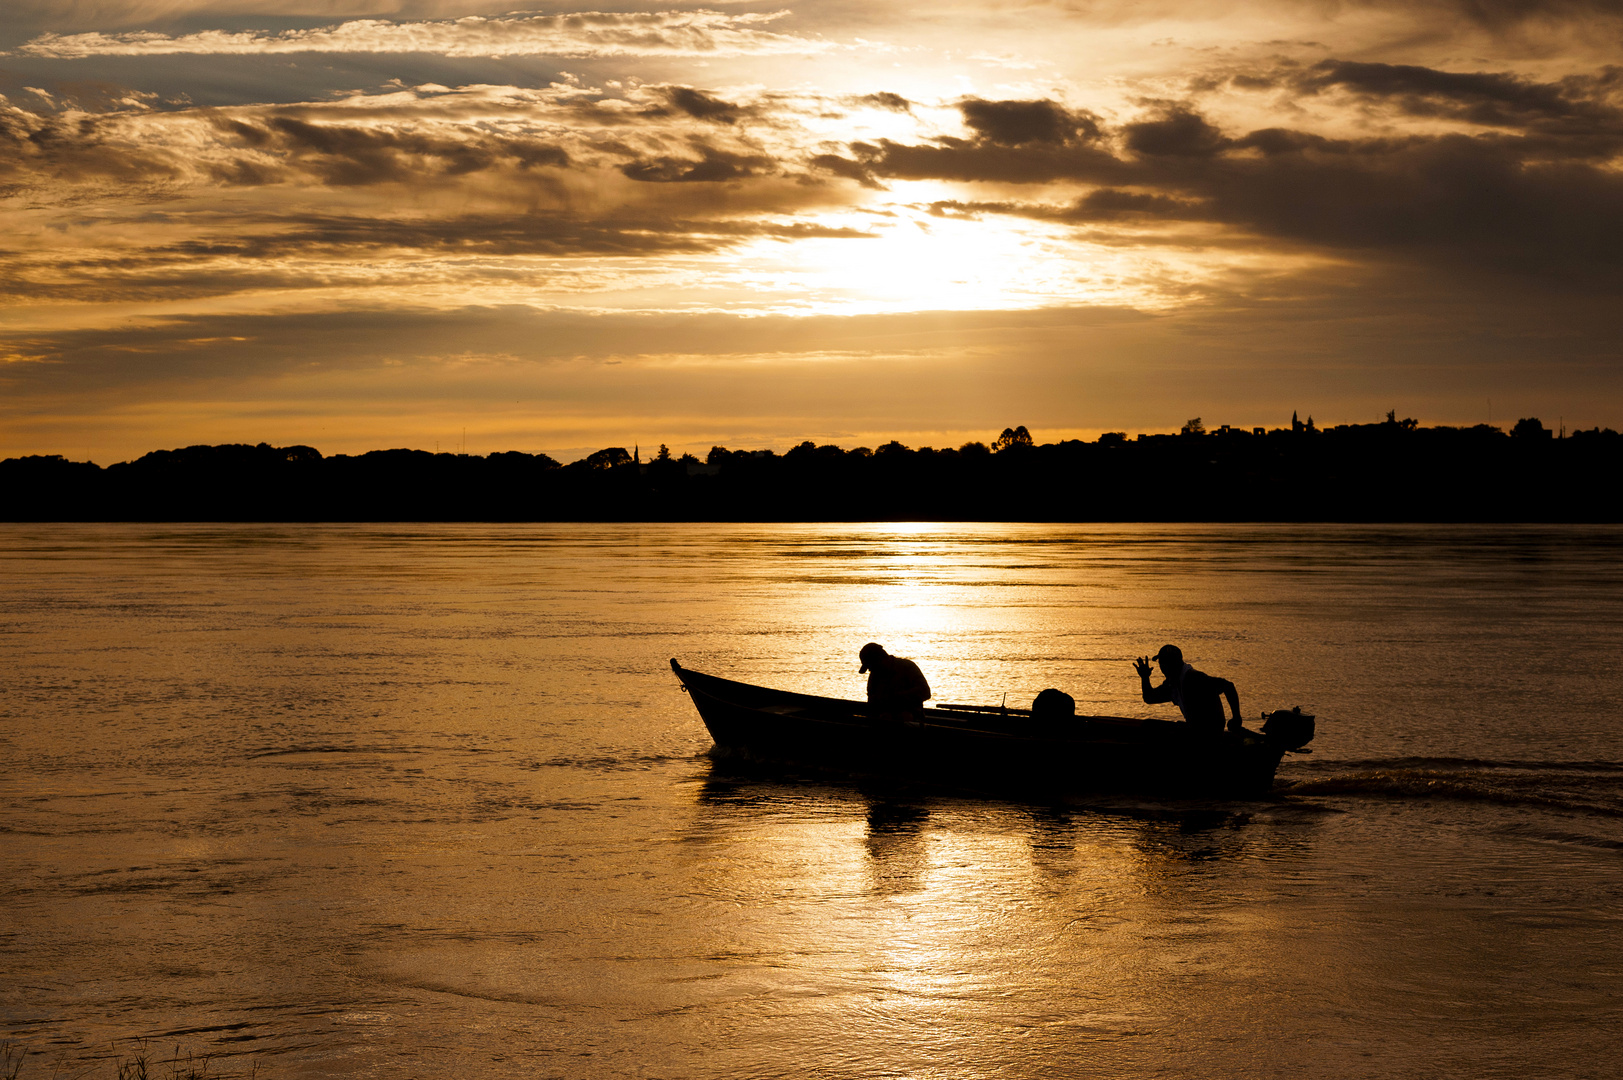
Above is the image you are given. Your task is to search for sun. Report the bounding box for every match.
[716,183,1192,316]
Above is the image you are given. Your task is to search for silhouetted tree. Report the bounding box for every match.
[1511,417,1552,440]
[583,447,633,470]
[994,426,1033,451]
[6,425,1620,523]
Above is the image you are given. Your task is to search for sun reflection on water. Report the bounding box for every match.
[689,774,1262,1068]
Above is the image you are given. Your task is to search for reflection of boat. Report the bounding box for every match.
[670,659,1315,799]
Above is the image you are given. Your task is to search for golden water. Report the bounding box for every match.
[3,523,1621,1077]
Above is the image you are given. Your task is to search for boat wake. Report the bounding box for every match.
[1277,756,1623,819]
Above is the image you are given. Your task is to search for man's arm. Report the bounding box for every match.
[1134,657,1173,704]
[906,661,931,702]
[1220,678,1241,731]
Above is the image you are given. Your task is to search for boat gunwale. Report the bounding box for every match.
[671,658,1189,742]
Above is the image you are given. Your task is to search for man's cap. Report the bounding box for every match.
[858,641,884,673]
[1154,644,1183,663]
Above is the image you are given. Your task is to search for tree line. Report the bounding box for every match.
[2,416,1618,521]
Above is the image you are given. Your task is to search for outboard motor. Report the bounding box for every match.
[1261,706,1316,751]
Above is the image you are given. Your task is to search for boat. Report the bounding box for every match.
[670,658,1316,799]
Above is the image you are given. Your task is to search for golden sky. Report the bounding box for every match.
[3,1,1620,463]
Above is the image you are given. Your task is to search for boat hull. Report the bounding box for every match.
[671,660,1298,799]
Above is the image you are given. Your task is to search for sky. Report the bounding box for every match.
[2,1,1620,464]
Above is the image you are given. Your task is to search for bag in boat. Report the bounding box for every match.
[1032,688,1076,720]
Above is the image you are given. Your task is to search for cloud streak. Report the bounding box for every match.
[12,9,838,59]
[5,53,1621,326]
[816,72,1623,281]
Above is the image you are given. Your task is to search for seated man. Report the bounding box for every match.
[859,642,931,720]
[1134,644,1242,734]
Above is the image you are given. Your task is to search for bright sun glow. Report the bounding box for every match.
[697,182,1235,316]
[727,202,1103,315]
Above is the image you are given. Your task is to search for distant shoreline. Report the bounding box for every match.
[5,420,1619,523]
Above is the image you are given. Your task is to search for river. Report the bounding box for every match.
[2,523,1621,1078]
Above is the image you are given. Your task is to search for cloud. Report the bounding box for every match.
[1289,59,1623,137]
[211,113,571,186]
[0,208,879,306]
[5,51,1620,339]
[1069,188,1200,220]
[620,145,777,183]
[816,68,1623,280]
[11,10,839,59]
[0,92,588,192]
[809,96,1117,186]
[836,138,1123,185]
[854,92,912,113]
[952,129,1623,277]
[926,188,1203,226]
[4,2,420,31]
[1123,105,1231,157]
[809,152,885,188]
[1202,132,1623,277]
[1410,0,1623,30]
[0,96,190,186]
[659,86,745,124]
[0,80,813,197]
[959,97,1100,145]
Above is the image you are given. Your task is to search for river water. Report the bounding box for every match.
[2,523,1621,1079]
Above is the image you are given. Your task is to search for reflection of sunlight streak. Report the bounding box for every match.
[864,598,967,653]
[849,532,978,657]
[687,766,1329,1063]
[705,809,1131,1027]
[862,522,952,537]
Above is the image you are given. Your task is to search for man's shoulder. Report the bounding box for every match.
[894,655,928,683]
[1186,667,1230,688]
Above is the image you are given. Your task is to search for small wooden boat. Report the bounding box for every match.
[671,659,1315,799]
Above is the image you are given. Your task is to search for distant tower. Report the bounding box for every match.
[634,444,640,464]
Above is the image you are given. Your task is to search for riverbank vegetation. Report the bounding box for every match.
[4,417,1617,522]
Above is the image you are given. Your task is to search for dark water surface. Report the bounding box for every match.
[3,523,1621,1078]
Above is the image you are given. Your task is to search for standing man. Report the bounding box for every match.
[859,642,931,721]
[1134,644,1242,733]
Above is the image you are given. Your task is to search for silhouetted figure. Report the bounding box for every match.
[1134,644,1241,734]
[859,642,931,721]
